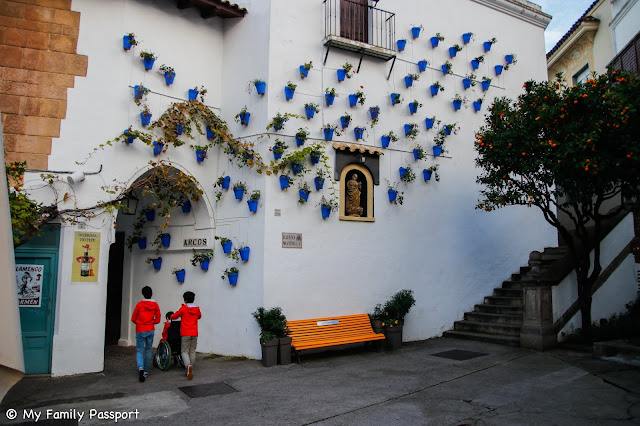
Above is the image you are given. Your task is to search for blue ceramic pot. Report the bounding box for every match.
[239,247,250,261]
[160,234,171,247]
[175,269,185,283]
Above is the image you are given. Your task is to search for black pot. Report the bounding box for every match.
[278,336,292,365]
[261,338,278,367]
[384,324,403,351]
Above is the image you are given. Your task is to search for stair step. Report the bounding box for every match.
[475,304,523,315]
[443,330,520,347]
[453,320,521,336]
[520,266,532,275]
[543,246,569,255]
[494,288,523,298]
[511,272,522,281]
[464,312,523,325]
[484,296,523,307]
[501,280,524,290]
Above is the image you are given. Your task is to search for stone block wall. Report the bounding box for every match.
[0,0,87,169]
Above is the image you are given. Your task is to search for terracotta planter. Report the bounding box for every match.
[261,338,278,367]
[278,336,292,365]
[384,324,403,351]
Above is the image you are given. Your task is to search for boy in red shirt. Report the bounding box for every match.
[171,291,201,380]
[131,286,161,382]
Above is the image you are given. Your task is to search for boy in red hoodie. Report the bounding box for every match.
[171,291,201,380]
[131,286,161,382]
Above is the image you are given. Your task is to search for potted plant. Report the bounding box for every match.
[298,181,311,204]
[146,257,162,270]
[300,61,313,78]
[481,76,492,91]
[325,87,338,106]
[247,190,260,212]
[340,112,351,129]
[349,89,366,107]
[449,44,463,58]
[505,54,517,69]
[252,307,290,366]
[217,237,233,253]
[158,64,176,85]
[452,94,467,111]
[142,206,155,222]
[279,174,292,190]
[158,232,171,248]
[237,243,251,261]
[284,81,297,100]
[133,84,149,104]
[139,50,157,70]
[430,32,444,48]
[304,103,319,119]
[338,62,353,81]
[381,130,398,148]
[140,104,152,126]
[380,289,416,351]
[462,32,475,44]
[495,64,504,75]
[417,59,428,72]
[272,139,288,160]
[353,126,366,140]
[369,304,385,334]
[473,98,483,112]
[441,60,453,75]
[408,99,422,114]
[190,145,208,163]
[322,123,340,141]
[387,181,404,205]
[152,140,164,155]
[397,38,407,51]
[425,116,439,129]
[413,144,426,160]
[411,24,423,39]
[483,37,498,52]
[423,164,440,182]
[404,123,419,140]
[430,81,444,96]
[287,150,308,175]
[471,55,485,70]
[369,105,380,121]
[399,165,416,183]
[317,195,338,219]
[295,127,310,146]
[463,73,477,89]
[390,92,403,105]
[235,106,250,126]
[405,73,420,88]
[172,267,186,284]
[188,85,207,101]
[253,78,266,95]
[222,266,239,285]
[122,32,138,50]
[180,199,192,213]
[233,181,247,200]
[269,112,289,131]
[309,142,323,164]
[190,249,214,271]
[314,168,327,190]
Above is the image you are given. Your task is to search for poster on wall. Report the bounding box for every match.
[71,231,100,282]
[16,264,44,307]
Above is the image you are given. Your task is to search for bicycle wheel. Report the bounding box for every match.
[155,340,172,371]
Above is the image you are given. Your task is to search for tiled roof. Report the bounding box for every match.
[176,0,247,19]
[546,0,600,58]
[332,142,384,156]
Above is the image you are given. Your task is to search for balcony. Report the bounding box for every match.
[608,30,640,75]
[323,0,396,61]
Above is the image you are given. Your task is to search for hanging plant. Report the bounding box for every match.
[390,93,403,105]
[430,81,444,96]
[404,123,419,140]
[462,32,475,44]
[442,60,453,75]
[251,78,266,95]
[413,144,426,160]
[300,61,313,78]
[295,127,310,146]
[317,195,338,219]
[381,130,398,148]
[340,112,352,129]
[234,106,251,126]
[285,81,297,100]
[298,181,311,204]
[304,103,320,119]
[339,62,354,81]
[449,44,463,58]
[248,190,260,212]
[399,165,416,183]
[325,87,338,105]
[271,139,289,159]
[190,249,214,271]
[133,84,149,105]
[158,64,176,85]
[504,54,518,70]
[405,73,420,88]
[322,123,341,140]
[423,164,440,182]
[387,180,404,205]
[123,32,138,50]
[267,112,292,131]
[408,99,422,114]
[463,73,477,89]
[139,50,157,70]
[221,266,239,284]
[190,144,209,162]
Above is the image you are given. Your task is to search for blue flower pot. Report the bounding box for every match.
[222,176,231,189]
[423,169,433,181]
[222,240,232,253]
[134,85,145,100]
[354,127,364,139]
[200,258,210,271]
[411,27,421,38]
[369,108,379,120]
[314,177,325,190]
[483,41,492,52]
[390,93,400,104]
[228,145,237,154]
[273,148,282,160]
[145,209,155,222]
[453,100,462,110]
[300,65,309,78]
[279,175,290,189]
[177,124,183,135]
[471,59,480,70]
[449,47,457,58]
[164,72,175,85]
[404,76,413,88]
[152,257,162,270]
[239,247,250,261]
[160,234,171,247]
[340,116,350,128]
[381,135,390,147]
[495,65,504,75]
[409,103,418,114]
[137,237,147,249]
[305,106,315,119]
[291,162,302,175]
[463,33,472,44]
[388,189,397,203]
[188,89,198,101]
[413,149,422,160]
[425,118,434,129]
[430,85,439,96]
[399,167,407,180]
[349,94,358,107]
[463,78,472,89]
[255,81,266,95]
[310,152,320,164]
[299,189,310,203]
[433,146,443,156]
[206,126,214,139]
[321,205,331,218]
[418,60,428,72]
[473,101,482,112]
[143,57,155,70]
[506,54,514,64]
[273,122,283,131]
[323,128,334,141]
[124,129,134,144]
[397,39,407,51]
[233,187,244,200]
[181,201,191,213]
[444,127,452,135]
[285,86,295,100]
[325,93,335,106]
[337,69,347,81]
[123,35,134,50]
[152,142,163,155]
[140,112,152,126]
[239,112,250,125]
[248,199,258,212]
[430,37,439,48]
[295,135,305,146]
[228,272,238,285]
[441,64,450,75]
[404,124,413,136]
[482,81,491,91]
[175,269,185,283]
[196,150,206,162]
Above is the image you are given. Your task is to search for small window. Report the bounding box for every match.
[572,64,590,85]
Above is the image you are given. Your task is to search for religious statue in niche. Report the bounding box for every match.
[345,172,364,217]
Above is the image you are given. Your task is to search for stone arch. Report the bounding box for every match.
[339,163,374,222]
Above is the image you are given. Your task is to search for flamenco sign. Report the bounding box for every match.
[16,264,44,307]
[71,231,100,282]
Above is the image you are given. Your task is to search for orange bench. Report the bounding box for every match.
[287,314,385,363]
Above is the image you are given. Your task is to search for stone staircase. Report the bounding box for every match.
[443,247,569,346]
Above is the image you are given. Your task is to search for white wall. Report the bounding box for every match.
[554,213,638,339]
[611,0,640,53]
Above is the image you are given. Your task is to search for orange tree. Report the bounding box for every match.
[474,70,640,330]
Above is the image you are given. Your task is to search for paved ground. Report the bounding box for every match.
[1,337,639,425]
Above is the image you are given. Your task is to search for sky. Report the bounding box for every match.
[536,0,596,53]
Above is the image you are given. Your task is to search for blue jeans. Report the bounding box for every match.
[136,331,154,372]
